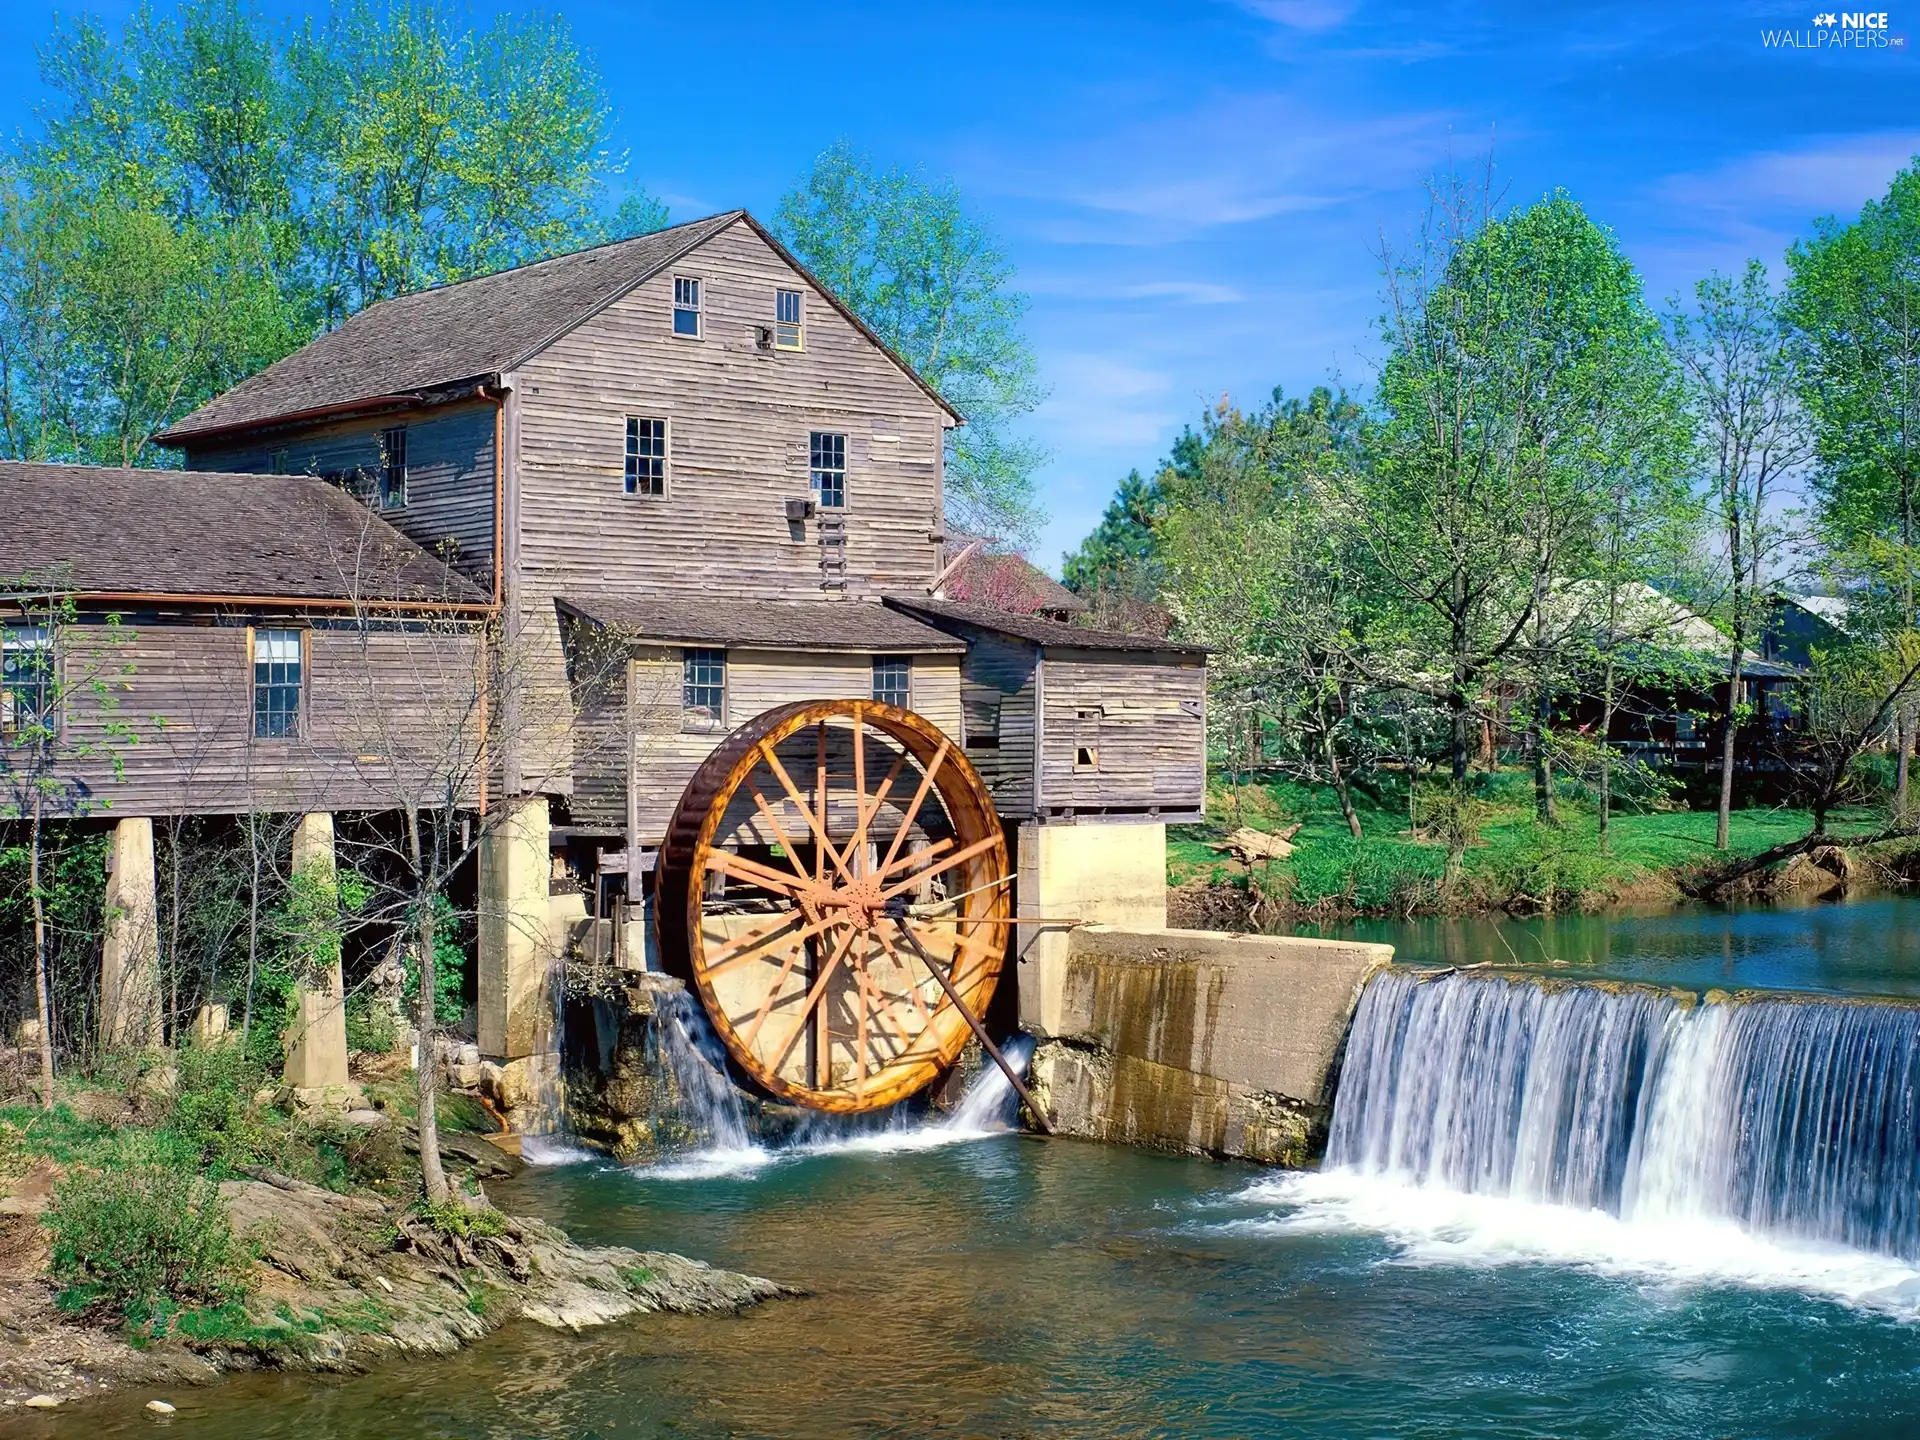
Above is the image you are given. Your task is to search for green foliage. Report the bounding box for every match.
[44,1138,250,1325]
[1060,468,1166,596]
[402,893,467,1027]
[774,141,1044,543]
[167,1039,273,1173]
[0,0,661,465]
[415,1197,507,1239]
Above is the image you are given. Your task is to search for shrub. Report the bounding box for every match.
[45,1148,249,1324]
[345,994,400,1054]
[169,1041,272,1174]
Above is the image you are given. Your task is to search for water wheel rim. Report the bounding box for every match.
[657,699,1010,1113]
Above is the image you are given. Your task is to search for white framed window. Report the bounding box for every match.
[253,628,303,739]
[682,648,725,728]
[380,426,408,510]
[673,276,702,337]
[810,431,846,508]
[625,417,667,497]
[871,655,910,709]
[775,289,804,350]
[2,624,54,735]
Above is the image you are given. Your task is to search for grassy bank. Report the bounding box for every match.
[1168,771,1866,919]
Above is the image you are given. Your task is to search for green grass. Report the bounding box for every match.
[1171,771,1862,917]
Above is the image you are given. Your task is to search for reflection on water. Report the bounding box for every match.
[28,1136,1920,1439]
[1310,894,1920,996]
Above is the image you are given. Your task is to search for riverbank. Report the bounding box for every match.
[0,1052,786,1413]
[1168,773,1901,922]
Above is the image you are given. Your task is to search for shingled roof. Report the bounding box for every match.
[561,595,963,653]
[885,596,1205,655]
[0,462,487,606]
[156,210,960,444]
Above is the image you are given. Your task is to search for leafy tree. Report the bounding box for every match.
[0,0,663,465]
[1787,161,1920,812]
[1343,179,1685,788]
[1668,263,1808,847]
[774,141,1045,543]
[1061,469,1166,597]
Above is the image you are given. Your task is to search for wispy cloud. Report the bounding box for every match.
[1233,0,1357,31]
[1032,354,1177,449]
[1658,130,1920,217]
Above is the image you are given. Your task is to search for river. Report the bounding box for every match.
[26,895,1920,1439]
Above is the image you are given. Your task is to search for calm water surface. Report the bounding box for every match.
[1315,893,1920,996]
[27,1132,1920,1439]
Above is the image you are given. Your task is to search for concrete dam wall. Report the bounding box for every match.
[1026,926,1393,1164]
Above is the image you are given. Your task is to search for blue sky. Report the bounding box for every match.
[0,1,1913,570]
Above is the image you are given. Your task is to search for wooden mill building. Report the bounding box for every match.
[7,209,1206,1094]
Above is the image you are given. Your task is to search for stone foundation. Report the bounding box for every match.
[1027,925,1392,1164]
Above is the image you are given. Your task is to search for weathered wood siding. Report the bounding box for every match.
[512,217,948,606]
[577,647,963,841]
[31,619,483,817]
[955,633,1040,820]
[183,400,498,587]
[1037,652,1207,816]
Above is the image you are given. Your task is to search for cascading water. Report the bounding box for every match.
[654,987,756,1154]
[1326,968,1920,1261]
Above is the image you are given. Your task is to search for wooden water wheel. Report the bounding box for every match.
[655,699,1012,1113]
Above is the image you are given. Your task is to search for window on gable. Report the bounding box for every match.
[673,276,702,337]
[253,628,303,739]
[682,647,725,728]
[380,427,407,509]
[775,289,804,351]
[871,655,911,709]
[2,625,54,736]
[810,431,846,508]
[626,417,667,496]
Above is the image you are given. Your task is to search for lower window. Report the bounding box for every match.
[254,628,303,738]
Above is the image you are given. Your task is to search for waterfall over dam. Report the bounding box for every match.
[1327,969,1920,1261]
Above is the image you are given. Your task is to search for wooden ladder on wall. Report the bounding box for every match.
[818,513,849,591]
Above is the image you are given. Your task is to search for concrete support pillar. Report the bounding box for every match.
[1016,822,1168,1038]
[100,816,161,1050]
[479,796,556,1061]
[283,813,350,1092]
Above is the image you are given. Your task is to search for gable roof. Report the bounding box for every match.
[156,210,961,445]
[0,462,486,606]
[561,594,962,653]
[885,596,1206,656]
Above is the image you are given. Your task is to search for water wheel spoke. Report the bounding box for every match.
[877,836,951,881]
[706,849,810,900]
[878,740,949,877]
[702,908,807,975]
[757,740,854,883]
[739,919,859,1049]
[854,965,871,1092]
[767,934,853,1080]
[747,783,814,885]
[850,749,910,872]
[852,701,866,872]
[814,722,829,883]
[873,925,934,1024]
[878,832,1002,902]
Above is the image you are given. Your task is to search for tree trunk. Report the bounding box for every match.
[407,806,451,1208]
[242,815,261,1042]
[29,793,54,1110]
[1531,683,1558,825]
[1323,721,1362,839]
[1598,659,1618,843]
[1897,707,1913,819]
[1716,648,1743,851]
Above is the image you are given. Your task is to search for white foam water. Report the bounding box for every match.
[633,1032,1036,1180]
[1217,969,1920,1317]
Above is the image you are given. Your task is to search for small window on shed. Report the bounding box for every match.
[673,276,702,337]
[625,417,667,496]
[2,625,55,735]
[253,628,303,739]
[682,647,725,727]
[775,289,804,350]
[871,655,910,708]
[268,448,289,475]
[380,426,408,510]
[1074,745,1100,771]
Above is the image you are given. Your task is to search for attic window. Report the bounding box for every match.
[775,289,803,350]
[673,276,702,338]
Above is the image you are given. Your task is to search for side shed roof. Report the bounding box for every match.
[884,596,1206,656]
[560,595,964,654]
